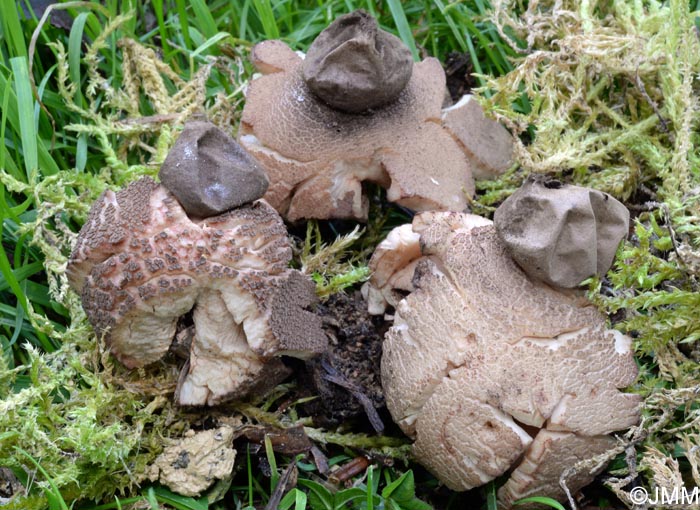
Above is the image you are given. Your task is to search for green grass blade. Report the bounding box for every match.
[190,0,218,39]
[151,486,209,510]
[366,465,375,510]
[10,57,37,178]
[0,69,24,183]
[68,12,90,87]
[513,496,566,510]
[485,480,498,510]
[0,228,30,320]
[174,0,193,49]
[16,448,70,510]
[71,495,146,510]
[0,260,44,293]
[252,0,280,39]
[386,0,418,60]
[191,32,233,59]
[8,298,25,350]
[237,0,253,42]
[264,434,279,494]
[151,0,172,56]
[0,63,59,178]
[279,488,307,510]
[0,0,27,57]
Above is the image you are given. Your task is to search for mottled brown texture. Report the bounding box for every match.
[67,177,167,293]
[494,176,630,288]
[239,40,474,221]
[159,120,269,218]
[376,212,640,505]
[302,10,413,113]
[68,177,327,405]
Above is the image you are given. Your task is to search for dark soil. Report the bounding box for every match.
[444,51,477,103]
[297,290,387,430]
[0,468,22,502]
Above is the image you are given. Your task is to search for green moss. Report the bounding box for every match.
[0,336,188,504]
[0,17,225,505]
[298,221,370,299]
[4,1,700,505]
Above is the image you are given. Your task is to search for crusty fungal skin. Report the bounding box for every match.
[377,212,640,505]
[68,177,327,405]
[365,212,491,314]
[441,95,514,179]
[239,40,474,221]
[497,430,616,507]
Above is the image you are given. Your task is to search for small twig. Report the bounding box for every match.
[320,359,384,434]
[635,69,668,132]
[328,456,370,485]
[264,463,298,510]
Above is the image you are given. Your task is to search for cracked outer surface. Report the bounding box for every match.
[379,212,641,505]
[239,40,474,221]
[67,177,326,405]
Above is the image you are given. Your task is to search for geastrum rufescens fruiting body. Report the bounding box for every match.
[365,207,640,507]
[67,121,327,406]
[239,10,514,222]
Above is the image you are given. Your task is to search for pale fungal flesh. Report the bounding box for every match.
[371,212,641,506]
[361,223,421,315]
[67,177,326,406]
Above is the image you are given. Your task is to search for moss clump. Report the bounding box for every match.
[476,0,700,501]
[297,221,370,299]
[0,335,188,508]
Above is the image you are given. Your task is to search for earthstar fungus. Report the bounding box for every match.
[368,211,641,506]
[239,12,477,221]
[68,176,327,406]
